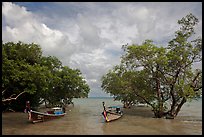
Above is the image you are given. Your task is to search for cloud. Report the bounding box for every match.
[2,2,76,59]
[2,2,202,97]
[76,13,104,50]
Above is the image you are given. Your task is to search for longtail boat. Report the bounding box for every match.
[102,102,123,122]
[28,107,66,123]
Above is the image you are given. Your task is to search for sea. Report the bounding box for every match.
[2,97,202,135]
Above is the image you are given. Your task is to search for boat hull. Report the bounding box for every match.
[28,110,66,123]
[102,111,123,122]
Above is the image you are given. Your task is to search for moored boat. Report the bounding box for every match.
[28,107,66,123]
[102,102,123,122]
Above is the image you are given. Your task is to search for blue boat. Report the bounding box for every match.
[28,107,66,123]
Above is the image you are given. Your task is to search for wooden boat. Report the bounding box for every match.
[102,102,123,122]
[28,107,66,123]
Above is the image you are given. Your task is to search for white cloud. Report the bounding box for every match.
[2,2,202,97]
[2,2,77,60]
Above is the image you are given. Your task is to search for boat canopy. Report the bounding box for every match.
[108,106,122,108]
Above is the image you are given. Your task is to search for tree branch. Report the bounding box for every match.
[2,87,8,95]
[2,91,26,102]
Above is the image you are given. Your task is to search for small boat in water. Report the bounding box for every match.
[28,107,66,123]
[102,102,123,122]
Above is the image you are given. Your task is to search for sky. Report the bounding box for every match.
[2,2,202,97]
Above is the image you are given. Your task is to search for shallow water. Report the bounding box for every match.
[2,97,202,135]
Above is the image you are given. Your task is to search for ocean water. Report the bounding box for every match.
[2,97,202,135]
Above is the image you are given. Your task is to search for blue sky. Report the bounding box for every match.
[2,2,202,97]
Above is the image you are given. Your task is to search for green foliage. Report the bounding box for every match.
[41,65,90,106]
[2,41,90,111]
[101,13,202,118]
[2,42,42,96]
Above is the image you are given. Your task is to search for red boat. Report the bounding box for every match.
[28,107,66,123]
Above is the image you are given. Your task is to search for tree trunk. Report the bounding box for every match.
[123,101,132,108]
[45,100,48,108]
[165,97,187,119]
[155,66,164,118]
[173,97,186,117]
[152,107,165,118]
